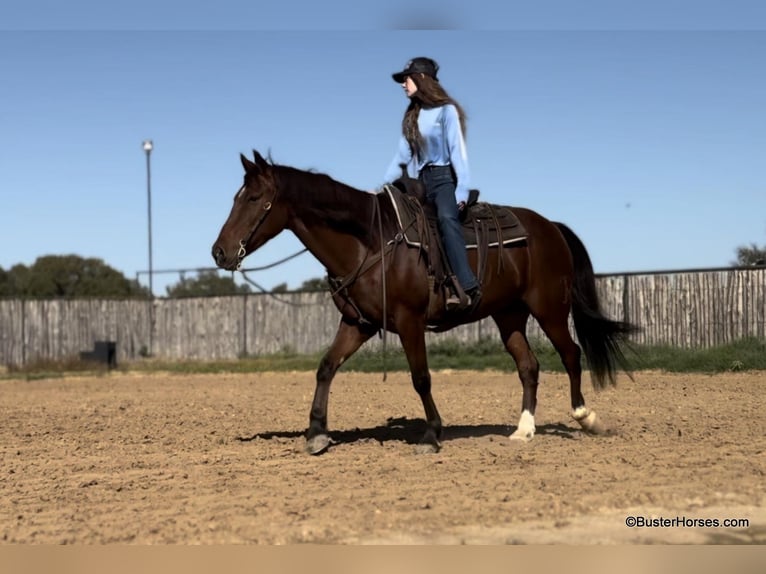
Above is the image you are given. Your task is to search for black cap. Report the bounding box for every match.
[392,57,439,83]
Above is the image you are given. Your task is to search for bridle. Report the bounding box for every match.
[235,180,280,270]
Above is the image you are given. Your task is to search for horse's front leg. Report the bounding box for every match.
[307,316,376,455]
[397,316,442,454]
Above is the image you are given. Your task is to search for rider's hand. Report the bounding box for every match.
[457,201,466,212]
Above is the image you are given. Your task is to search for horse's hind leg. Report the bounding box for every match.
[307,317,376,455]
[493,308,540,442]
[534,310,606,435]
[397,316,442,454]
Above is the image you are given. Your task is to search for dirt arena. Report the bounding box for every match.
[1,369,764,544]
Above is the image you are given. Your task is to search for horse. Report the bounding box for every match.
[212,151,636,455]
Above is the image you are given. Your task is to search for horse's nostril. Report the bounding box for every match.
[212,245,225,266]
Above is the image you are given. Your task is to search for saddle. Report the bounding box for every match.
[383,173,527,321]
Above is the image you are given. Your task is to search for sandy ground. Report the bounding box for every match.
[1,369,764,544]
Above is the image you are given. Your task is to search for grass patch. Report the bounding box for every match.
[100,336,766,375]
[2,337,765,379]
[628,336,766,373]
[4,356,111,381]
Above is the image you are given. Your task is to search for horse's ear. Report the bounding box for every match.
[241,153,256,173]
[252,150,269,170]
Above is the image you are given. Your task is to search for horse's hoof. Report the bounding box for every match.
[414,442,440,455]
[574,409,607,435]
[306,434,331,455]
[509,429,534,442]
[510,411,535,442]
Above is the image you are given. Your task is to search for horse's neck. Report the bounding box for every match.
[290,219,370,279]
[283,173,379,278]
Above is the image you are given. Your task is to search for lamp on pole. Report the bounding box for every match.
[142,139,154,356]
[142,139,154,297]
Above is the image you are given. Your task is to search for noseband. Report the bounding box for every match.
[236,184,279,270]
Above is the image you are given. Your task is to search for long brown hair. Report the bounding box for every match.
[402,73,467,161]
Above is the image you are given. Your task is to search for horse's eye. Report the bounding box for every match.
[247,195,260,203]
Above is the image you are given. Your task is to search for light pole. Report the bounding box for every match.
[142,139,154,356]
[142,140,154,296]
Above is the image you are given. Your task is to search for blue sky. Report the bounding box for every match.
[1,4,765,295]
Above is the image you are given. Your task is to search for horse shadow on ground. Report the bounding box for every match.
[237,416,579,446]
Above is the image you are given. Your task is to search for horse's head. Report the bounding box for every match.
[212,151,289,271]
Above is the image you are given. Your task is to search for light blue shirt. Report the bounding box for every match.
[384,104,470,204]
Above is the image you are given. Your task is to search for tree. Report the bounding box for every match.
[0,267,10,296]
[0,264,31,296]
[271,282,289,293]
[0,255,149,298]
[299,276,328,291]
[732,242,766,266]
[165,270,251,297]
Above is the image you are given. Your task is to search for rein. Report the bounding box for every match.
[325,190,414,381]
[326,188,412,297]
[234,177,408,379]
[239,248,308,273]
[237,248,320,306]
[239,270,327,307]
[375,194,389,381]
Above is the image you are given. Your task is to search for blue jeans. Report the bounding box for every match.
[419,165,479,292]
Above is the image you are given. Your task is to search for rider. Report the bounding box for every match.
[384,57,481,312]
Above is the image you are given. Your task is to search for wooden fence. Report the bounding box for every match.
[1,268,764,366]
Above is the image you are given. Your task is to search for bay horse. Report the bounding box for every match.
[212,151,635,455]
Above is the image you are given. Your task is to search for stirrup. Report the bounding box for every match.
[467,286,482,312]
[446,291,474,312]
[445,275,470,312]
[446,293,463,311]
[447,286,481,313]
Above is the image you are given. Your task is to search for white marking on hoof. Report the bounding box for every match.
[573,408,606,435]
[510,410,535,442]
[572,406,590,420]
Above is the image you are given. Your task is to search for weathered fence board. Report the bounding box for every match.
[1,268,764,365]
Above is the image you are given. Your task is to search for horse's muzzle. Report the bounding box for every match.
[212,244,234,270]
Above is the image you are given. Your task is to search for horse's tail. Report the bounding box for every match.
[554,222,638,390]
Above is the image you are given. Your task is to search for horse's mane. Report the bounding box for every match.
[270,163,398,250]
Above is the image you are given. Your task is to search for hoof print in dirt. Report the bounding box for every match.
[414,442,441,455]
